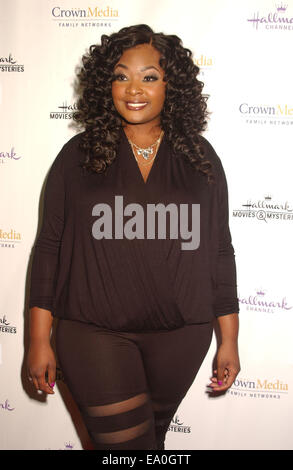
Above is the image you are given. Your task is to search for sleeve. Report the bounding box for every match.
[212,157,240,317]
[28,148,65,313]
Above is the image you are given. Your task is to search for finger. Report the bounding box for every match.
[32,376,40,391]
[36,372,54,394]
[216,364,226,387]
[223,368,238,389]
[208,370,221,388]
[208,367,229,390]
[27,372,33,384]
[211,368,237,391]
[27,368,39,390]
[47,363,56,392]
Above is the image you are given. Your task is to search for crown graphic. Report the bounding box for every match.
[256,290,265,296]
[276,3,287,11]
[264,194,272,200]
[64,442,74,449]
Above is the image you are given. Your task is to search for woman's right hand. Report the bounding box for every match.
[27,339,56,395]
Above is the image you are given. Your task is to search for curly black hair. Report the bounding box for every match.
[73,24,214,183]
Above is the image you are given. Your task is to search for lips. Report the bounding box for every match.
[125,101,148,111]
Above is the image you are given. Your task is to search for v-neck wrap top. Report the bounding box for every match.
[29,129,239,331]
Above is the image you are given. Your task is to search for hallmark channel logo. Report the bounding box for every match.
[46,441,75,450]
[0,314,17,334]
[232,195,293,222]
[227,376,289,400]
[0,398,15,412]
[0,54,24,72]
[0,147,22,164]
[247,3,293,31]
[51,5,119,28]
[168,415,191,434]
[0,229,22,248]
[239,102,293,126]
[50,101,78,119]
[238,289,292,314]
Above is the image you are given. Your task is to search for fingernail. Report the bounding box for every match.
[50,382,55,388]
[218,381,223,385]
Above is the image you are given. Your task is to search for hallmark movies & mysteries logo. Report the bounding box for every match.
[168,415,191,434]
[233,195,293,222]
[247,3,293,31]
[0,314,17,334]
[50,101,78,119]
[0,54,24,72]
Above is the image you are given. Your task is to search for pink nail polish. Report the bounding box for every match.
[218,381,223,385]
[50,382,55,388]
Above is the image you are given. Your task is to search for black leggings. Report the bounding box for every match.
[56,319,213,450]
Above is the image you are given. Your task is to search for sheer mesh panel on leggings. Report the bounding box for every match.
[152,400,180,450]
[80,392,157,450]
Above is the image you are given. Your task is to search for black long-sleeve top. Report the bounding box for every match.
[29,129,239,331]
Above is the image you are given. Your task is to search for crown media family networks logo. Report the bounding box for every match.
[247,2,293,31]
[0,229,21,249]
[239,102,293,126]
[228,376,289,400]
[51,4,119,28]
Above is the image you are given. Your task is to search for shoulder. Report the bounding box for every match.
[50,132,86,174]
[61,131,85,150]
[198,134,230,189]
[56,131,85,162]
[198,135,223,173]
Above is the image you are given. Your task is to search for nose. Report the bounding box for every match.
[125,78,143,96]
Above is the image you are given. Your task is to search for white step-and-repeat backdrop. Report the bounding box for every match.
[1,0,292,450]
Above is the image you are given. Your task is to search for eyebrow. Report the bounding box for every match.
[114,63,160,72]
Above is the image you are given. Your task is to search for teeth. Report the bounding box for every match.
[127,102,147,108]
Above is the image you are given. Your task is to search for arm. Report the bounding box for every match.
[209,150,240,391]
[27,147,66,394]
[209,313,240,392]
[27,307,56,394]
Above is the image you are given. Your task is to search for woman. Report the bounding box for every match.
[27,24,240,450]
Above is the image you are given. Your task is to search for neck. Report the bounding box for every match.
[122,121,163,145]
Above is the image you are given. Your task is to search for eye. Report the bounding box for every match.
[143,75,159,82]
[112,73,128,81]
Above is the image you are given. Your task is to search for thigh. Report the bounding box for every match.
[55,319,149,406]
[138,322,213,403]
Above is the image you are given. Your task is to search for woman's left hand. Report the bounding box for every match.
[208,341,240,392]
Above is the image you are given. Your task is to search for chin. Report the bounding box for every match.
[120,114,151,125]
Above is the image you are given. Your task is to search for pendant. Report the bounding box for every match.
[137,147,153,160]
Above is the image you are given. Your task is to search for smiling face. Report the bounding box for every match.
[111,43,166,128]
